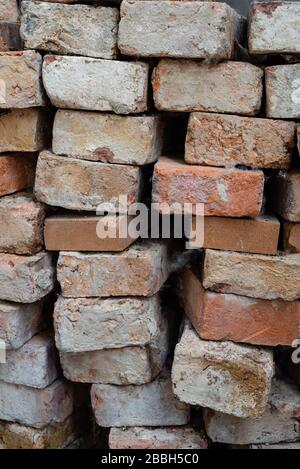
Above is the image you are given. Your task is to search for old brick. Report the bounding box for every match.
[21,2,119,59]
[203,249,300,301]
[91,372,190,427]
[0,154,36,197]
[0,23,21,51]
[52,110,163,165]
[0,51,45,108]
[266,64,300,118]
[271,171,300,222]
[172,320,274,418]
[34,151,142,212]
[181,269,300,347]
[185,112,295,169]
[152,157,264,217]
[250,442,300,449]
[204,379,300,445]
[249,3,300,55]
[118,0,244,60]
[109,427,209,450]
[43,55,148,114]
[0,299,46,350]
[152,60,263,115]
[0,0,19,22]
[283,222,300,253]
[0,109,49,153]
[0,192,45,255]
[57,242,169,298]
[0,251,55,303]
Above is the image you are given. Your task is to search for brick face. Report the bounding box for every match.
[0,154,36,197]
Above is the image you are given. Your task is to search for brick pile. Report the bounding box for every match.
[0,0,299,450]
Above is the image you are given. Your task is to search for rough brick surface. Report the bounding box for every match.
[109,427,209,450]
[21,2,119,59]
[152,157,264,217]
[249,3,300,55]
[172,321,274,418]
[152,60,263,115]
[181,269,300,347]
[0,154,36,197]
[0,0,19,22]
[43,55,148,114]
[0,109,49,153]
[271,171,300,222]
[0,192,45,255]
[0,251,55,303]
[203,249,300,301]
[204,379,300,445]
[0,51,46,108]
[34,151,142,212]
[91,372,190,427]
[53,110,163,165]
[118,0,244,60]
[57,242,169,298]
[266,65,300,118]
[185,112,295,169]
[0,23,21,51]
[283,222,300,253]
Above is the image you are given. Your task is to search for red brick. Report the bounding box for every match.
[283,222,300,253]
[0,154,36,197]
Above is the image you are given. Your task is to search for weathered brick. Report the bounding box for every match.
[0,154,36,197]
[109,427,209,450]
[118,0,244,60]
[52,110,163,165]
[250,442,300,450]
[57,242,169,298]
[0,51,46,108]
[204,379,300,445]
[249,2,300,55]
[21,2,119,59]
[0,331,59,388]
[172,320,274,418]
[152,157,264,217]
[0,379,74,428]
[0,299,46,350]
[91,372,190,427]
[34,151,142,212]
[0,109,49,153]
[185,112,295,169]
[44,215,136,252]
[0,0,19,22]
[0,192,45,255]
[0,23,21,51]
[43,55,148,114]
[181,269,300,347]
[266,64,300,118]
[0,251,55,303]
[152,60,263,115]
[271,171,300,222]
[283,222,300,253]
[203,249,300,301]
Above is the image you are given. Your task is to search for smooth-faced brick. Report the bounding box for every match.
[283,222,300,253]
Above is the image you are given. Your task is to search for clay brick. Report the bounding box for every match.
[266,64,300,118]
[0,331,59,388]
[186,215,280,255]
[0,251,55,303]
[249,2,300,55]
[44,215,136,252]
[250,443,300,450]
[118,0,244,60]
[152,60,263,115]
[283,222,300,253]
[21,2,119,59]
[57,242,169,298]
[34,151,142,212]
[0,109,49,153]
[0,51,46,109]
[0,192,45,255]
[172,320,274,418]
[0,23,21,51]
[152,157,264,217]
[0,379,74,428]
[109,427,209,450]
[185,112,295,169]
[0,154,36,197]
[0,299,46,350]
[181,269,300,347]
[0,0,19,22]
[204,379,300,445]
[203,249,300,301]
[43,55,148,114]
[271,171,300,222]
[91,372,190,427]
[52,110,163,165]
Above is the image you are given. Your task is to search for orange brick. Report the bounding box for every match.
[0,154,36,197]
[283,222,300,253]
